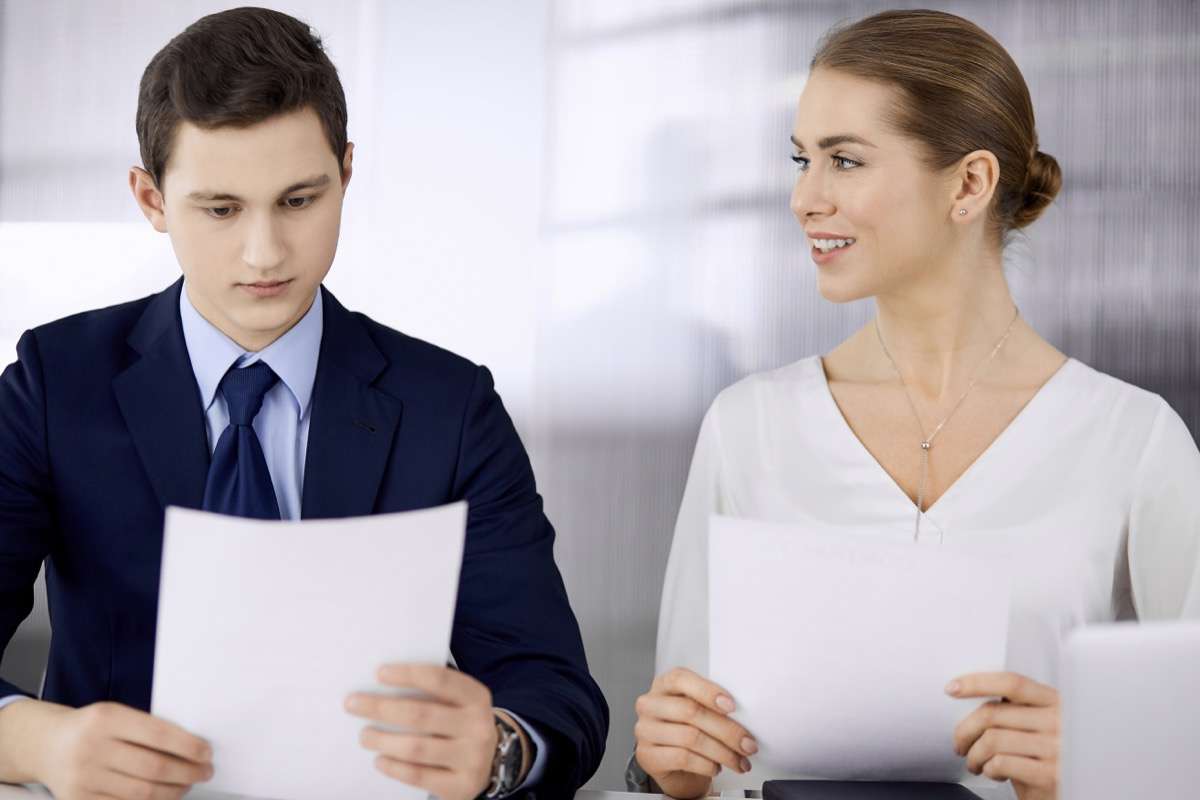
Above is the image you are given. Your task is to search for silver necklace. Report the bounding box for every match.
[873,305,1020,542]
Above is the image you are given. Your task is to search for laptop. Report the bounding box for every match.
[1060,621,1200,800]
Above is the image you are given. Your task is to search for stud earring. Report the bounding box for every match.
[958,209,968,216]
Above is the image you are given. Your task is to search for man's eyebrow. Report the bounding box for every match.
[790,134,877,150]
[186,174,332,203]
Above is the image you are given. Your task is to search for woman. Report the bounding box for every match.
[630,9,1200,800]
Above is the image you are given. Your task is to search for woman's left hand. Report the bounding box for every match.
[947,671,1060,800]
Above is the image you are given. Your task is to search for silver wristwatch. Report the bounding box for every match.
[484,713,526,798]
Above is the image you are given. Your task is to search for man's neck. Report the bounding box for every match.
[183,284,318,353]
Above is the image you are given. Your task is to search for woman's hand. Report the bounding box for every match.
[634,667,758,799]
[948,671,1060,800]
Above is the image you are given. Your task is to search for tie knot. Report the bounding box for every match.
[219,361,279,426]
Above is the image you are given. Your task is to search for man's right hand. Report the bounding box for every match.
[0,699,213,799]
[633,667,758,800]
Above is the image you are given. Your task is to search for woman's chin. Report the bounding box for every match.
[815,273,874,304]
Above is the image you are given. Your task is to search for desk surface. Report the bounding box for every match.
[0,786,1015,799]
[0,789,670,799]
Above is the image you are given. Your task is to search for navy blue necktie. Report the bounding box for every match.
[201,361,282,519]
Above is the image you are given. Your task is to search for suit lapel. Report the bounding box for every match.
[301,287,402,519]
[112,279,210,511]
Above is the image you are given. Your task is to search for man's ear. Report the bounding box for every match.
[341,142,355,191]
[129,167,168,233]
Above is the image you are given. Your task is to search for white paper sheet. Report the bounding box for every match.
[151,503,467,800]
[709,514,1011,781]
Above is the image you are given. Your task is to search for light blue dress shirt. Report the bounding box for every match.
[180,283,321,521]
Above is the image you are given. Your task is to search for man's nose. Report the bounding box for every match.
[242,212,287,271]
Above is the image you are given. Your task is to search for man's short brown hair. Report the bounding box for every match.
[135,6,348,189]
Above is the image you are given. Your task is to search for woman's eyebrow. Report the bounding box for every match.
[790,134,877,150]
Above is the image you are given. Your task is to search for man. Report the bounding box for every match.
[0,7,607,799]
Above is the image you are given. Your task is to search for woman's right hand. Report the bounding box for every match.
[634,667,758,799]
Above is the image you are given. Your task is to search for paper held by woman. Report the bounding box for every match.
[709,514,1011,782]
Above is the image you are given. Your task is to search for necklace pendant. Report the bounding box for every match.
[920,441,931,451]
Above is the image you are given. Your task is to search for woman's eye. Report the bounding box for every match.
[791,154,860,172]
[284,196,314,210]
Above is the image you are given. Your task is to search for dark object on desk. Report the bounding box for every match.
[763,780,984,799]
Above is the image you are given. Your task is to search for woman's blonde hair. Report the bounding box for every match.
[811,9,1061,238]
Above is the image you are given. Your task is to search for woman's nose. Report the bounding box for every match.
[790,171,835,221]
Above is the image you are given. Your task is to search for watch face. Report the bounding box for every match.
[501,728,524,787]
[489,719,524,796]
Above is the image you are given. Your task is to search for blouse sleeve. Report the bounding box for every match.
[1128,396,1200,620]
[654,398,726,678]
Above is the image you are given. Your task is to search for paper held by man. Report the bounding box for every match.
[151,503,467,800]
[709,514,1012,782]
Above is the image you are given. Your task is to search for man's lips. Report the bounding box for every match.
[238,279,292,297]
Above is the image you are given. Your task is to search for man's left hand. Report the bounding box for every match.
[345,663,501,800]
[948,671,1060,800]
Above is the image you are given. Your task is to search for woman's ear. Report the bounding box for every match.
[950,149,1000,223]
[128,167,168,233]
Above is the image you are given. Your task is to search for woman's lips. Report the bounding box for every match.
[812,241,855,265]
[239,279,292,298]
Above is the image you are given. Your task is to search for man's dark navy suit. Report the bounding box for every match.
[0,279,608,794]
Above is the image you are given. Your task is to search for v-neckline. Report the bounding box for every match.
[812,354,1077,521]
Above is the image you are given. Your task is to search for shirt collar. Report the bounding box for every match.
[179,282,324,419]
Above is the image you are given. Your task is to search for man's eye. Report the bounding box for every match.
[206,207,235,219]
[284,196,315,210]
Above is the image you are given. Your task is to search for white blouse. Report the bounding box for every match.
[655,355,1200,793]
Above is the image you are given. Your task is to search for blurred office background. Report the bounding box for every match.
[1,0,1197,789]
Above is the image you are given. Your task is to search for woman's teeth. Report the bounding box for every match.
[812,238,855,253]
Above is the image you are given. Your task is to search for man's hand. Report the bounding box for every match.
[949,671,1061,800]
[0,699,213,800]
[345,664,503,800]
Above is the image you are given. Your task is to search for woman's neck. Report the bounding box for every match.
[870,252,1020,403]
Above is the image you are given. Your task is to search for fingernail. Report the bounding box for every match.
[741,736,758,755]
[715,694,736,713]
[740,757,752,773]
[204,765,215,780]
[201,745,212,761]
[945,681,961,696]
[345,695,365,712]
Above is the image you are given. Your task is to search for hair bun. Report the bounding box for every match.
[1013,150,1062,229]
